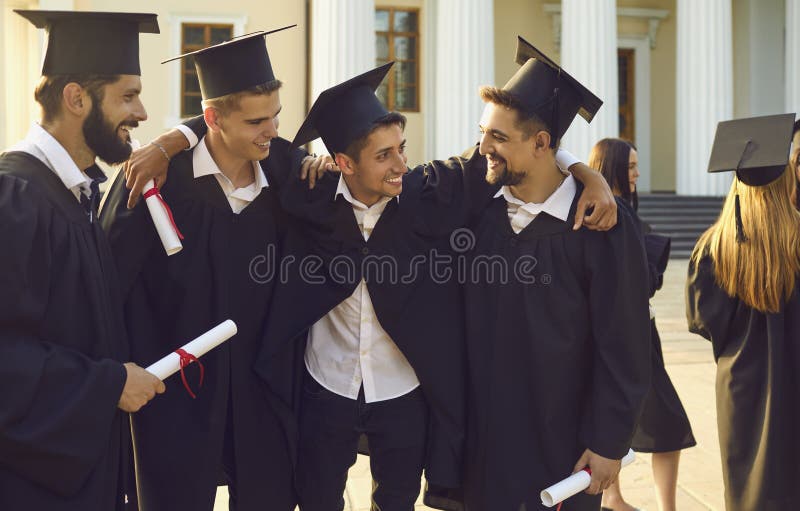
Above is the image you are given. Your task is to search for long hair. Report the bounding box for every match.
[691,165,800,313]
[588,138,638,210]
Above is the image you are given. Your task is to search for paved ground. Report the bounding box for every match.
[213,259,725,511]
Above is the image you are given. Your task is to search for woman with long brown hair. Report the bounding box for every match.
[589,138,695,511]
[687,114,800,510]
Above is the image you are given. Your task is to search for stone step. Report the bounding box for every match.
[637,194,723,259]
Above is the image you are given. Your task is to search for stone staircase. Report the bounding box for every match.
[637,193,725,259]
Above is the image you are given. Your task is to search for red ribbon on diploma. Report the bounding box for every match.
[175,348,204,399]
[143,186,185,240]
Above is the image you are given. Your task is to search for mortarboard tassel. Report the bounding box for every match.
[550,87,560,148]
[733,140,752,244]
[734,190,748,244]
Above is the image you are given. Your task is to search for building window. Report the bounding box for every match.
[375,8,420,112]
[180,23,234,117]
[618,48,635,143]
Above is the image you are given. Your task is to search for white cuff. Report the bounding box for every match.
[555,148,581,172]
[175,124,199,150]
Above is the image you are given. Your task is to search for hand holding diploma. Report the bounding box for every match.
[128,139,184,255]
[118,363,165,413]
[540,448,635,508]
[145,320,237,398]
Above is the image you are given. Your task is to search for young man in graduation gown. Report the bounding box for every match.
[100,32,297,511]
[0,10,165,511]
[253,63,621,511]
[460,38,652,511]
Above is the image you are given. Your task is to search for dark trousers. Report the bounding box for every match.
[296,373,428,511]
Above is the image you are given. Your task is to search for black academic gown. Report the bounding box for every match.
[254,150,480,498]
[100,140,296,511]
[0,151,130,511]
[687,253,800,511]
[461,185,651,511]
[621,205,695,453]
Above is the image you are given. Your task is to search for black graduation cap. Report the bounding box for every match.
[292,62,393,154]
[501,36,602,147]
[707,113,795,186]
[162,25,295,99]
[15,10,159,76]
[707,113,796,243]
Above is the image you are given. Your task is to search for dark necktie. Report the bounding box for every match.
[79,163,108,222]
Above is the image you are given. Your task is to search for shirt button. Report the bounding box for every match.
[361,246,370,255]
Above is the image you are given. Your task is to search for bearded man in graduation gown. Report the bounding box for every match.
[0,10,165,511]
[460,38,651,511]
[100,31,298,511]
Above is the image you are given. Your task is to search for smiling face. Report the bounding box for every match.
[208,91,281,162]
[478,101,542,186]
[337,123,408,206]
[83,74,147,164]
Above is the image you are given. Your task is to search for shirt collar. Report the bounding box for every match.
[334,173,398,210]
[494,173,577,223]
[192,136,269,189]
[15,123,94,194]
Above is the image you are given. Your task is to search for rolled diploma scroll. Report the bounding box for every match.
[145,320,237,380]
[540,449,636,508]
[130,139,183,256]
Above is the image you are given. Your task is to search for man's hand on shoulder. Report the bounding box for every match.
[570,162,617,231]
[300,154,338,189]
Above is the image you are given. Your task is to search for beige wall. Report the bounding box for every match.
[375,0,424,166]
[493,0,557,87]
[5,0,307,150]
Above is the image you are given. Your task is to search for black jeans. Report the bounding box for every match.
[296,373,428,511]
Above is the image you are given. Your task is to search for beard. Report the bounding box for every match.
[83,97,136,165]
[485,155,525,187]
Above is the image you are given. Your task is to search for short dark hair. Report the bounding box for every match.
[342,111,407,162]
[202,79,283,116]
[479,85,553,142]
[34,74,121,123]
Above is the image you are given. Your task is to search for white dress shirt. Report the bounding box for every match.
[192,136,268,214]
[8,123,96,203]
[305,175,420,403]
[495,173,577,232]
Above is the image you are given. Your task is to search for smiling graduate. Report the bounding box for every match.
[100,29,297,511]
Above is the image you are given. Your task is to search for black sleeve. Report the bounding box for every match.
[0,175,127,496]
[413,145,499,233]
[579,205,652,460]
[643,232,671,295]
[686,252,741,359]
[261,137,308,191]
[182,115,207,141]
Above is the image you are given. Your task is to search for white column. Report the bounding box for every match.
[676,0,733,196]
[787,0,800,113]
[431,0,494,159]
[3,2,43,149]
[560,0,618,162]
[309,0,376,154]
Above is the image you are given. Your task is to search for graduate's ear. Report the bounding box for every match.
[533,130,552,155]
[204,107,223,132]
[61,82,90,118]
[335,152,356,176]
